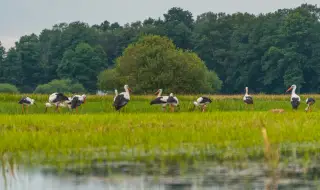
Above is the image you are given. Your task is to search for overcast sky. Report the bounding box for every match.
[0,0,317,49]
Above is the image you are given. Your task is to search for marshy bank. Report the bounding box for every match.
[0,112,320,163]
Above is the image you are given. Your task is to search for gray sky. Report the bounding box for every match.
[0,0,317,49]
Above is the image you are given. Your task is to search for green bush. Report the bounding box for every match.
[98,35,222,93]
[97,69,121,91]
[34,79,86,94]
[0,83,19,93]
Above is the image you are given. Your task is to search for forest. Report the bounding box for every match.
[0,3,320,94]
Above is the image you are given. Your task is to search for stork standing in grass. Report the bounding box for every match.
[192,96,212,112]
[305,97,315,112]
[45,92,69,113]
[150,89,169,111]
[18,96,36,113]
[113,85,132,112]
[286,84,300,110]
[67,94,86,113]
[243,87,254,109]
[167,93,179,112]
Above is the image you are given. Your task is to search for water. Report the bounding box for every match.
[1,161,320,189]
[1,145,320,189]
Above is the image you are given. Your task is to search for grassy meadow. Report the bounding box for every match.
[1,93,320,167]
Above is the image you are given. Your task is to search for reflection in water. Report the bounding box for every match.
[261,126,280,190]
[1,155,320,189]
[2,137,320,189]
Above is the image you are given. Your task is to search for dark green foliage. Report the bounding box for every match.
[1,4,320,93]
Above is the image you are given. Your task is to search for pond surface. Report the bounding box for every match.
[1,144,320,189]
[1,160,320,189]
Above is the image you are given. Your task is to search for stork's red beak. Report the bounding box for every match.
[154,90,160,95]
[286,86,293,93]
[83,97,86,104]
[128,88,132,93]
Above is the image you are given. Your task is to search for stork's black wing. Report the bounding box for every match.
[167,96,177,104]
[291,97,300,109]
[70,96,82,109]
[307,98,315,105]
[54,93,69,102]
[150,97,167,105]
[18,97,30,104]
[244,96,253,104]
[113,94,129,110]
[200,97,212,104]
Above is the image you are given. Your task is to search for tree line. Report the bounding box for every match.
[0,3,319,94]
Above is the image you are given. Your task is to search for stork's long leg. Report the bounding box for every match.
[26,105,28,113]
[76,107,78,113]
[55,104,58,112]
[21,105,24,114]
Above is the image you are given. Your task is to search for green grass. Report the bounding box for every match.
[1,112,320,164]
[0,94,319,167]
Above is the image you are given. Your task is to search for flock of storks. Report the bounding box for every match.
[17,84,316,113]
[18,93,86,113]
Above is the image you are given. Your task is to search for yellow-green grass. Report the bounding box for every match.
[1,112,320,166]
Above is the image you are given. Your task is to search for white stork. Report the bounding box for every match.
[243,87,254,109]
[45,92,70,113]
[18,96,36,113]
[286,84,300,110]
[305,97,315,112]
[113,85,132,112]
[150,89,169,111]
[193,96,212,112]
[167,93,179,112]
[67,94,86,113]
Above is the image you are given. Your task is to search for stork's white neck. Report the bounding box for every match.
[245,88,248,96]
[124,86,129,93]
[124,86,130,100]
[157,89,163,97]
[291,86,297,96]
